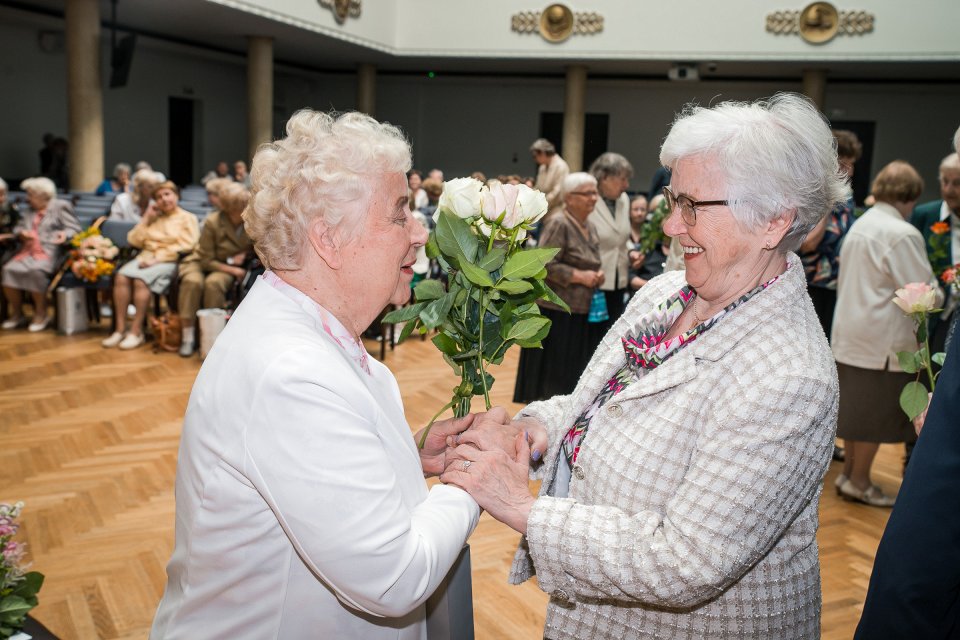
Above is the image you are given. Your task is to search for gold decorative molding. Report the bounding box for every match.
[318,0,361,25]
[511,4,604,43]
[766,2,874,44]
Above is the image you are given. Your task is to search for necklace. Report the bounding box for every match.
[692,298,704,326]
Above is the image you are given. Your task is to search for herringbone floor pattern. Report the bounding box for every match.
[1,325,905,639]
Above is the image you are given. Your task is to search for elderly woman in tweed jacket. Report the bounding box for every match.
[444,94,848,639]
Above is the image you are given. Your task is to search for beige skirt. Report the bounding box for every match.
[836,362,917,443]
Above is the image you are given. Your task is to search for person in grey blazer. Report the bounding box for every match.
[588,152,633,328]
[444,94,849,639]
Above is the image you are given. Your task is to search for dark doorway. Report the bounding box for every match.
[168,97,195,187]
[829,120,875,207]
[539,113,610,172]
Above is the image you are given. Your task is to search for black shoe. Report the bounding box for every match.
[832,445,845,462]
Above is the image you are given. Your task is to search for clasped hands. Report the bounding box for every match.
[415,407,546,535]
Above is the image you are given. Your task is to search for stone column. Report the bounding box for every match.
[357,63,376,116]
[562,65,587,172]
[247,36,274,162]
[802,68,828,112]
[65,0,104,192]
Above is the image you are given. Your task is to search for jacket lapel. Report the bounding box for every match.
[590,198,616,234]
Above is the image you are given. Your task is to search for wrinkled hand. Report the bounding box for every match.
[138,257,156,268]
[447,407,548,464]
[416,413,475,477]
[441,433,535,535]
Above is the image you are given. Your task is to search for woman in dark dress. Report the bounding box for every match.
[513,172,604,403]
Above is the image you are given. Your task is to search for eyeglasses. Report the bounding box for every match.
[662,186,729,226]
[569,191,599,198]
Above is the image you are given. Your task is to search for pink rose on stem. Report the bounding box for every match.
[893,282,938,314]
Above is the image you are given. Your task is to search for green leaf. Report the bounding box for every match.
[425,233,440,259]
[537,282,570,313]
[515,317,552,348]
[452,348,480,361]
[459,260,495,287]
[496,279,534,295]
[15,572,42,597]
[899,381,930,420]
[442,353,462,376]
[396,318,419,344]
[420,292,456,329]
[435,210,479,263]
[0,595,31,618]
[896,350,920,374]
[431,332,460,357]
[413,279,445,301]
[932,351,946,366]
[477,247,506,272]
[500,247,560,281]
[382,302,426,324]
[503,316,550,341]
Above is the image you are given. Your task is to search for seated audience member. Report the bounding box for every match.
[419,177,443,223]
[204,177,233,210]
[201,161,230,185]
[832,160,936,507]
[96,162,132,196]
[855,123,960,640]
[177,183,253,356]
[407,169,429,210]
[1,177,81,331]
[135,161,166,182]
[111,169,162,222]
[150,109,481,639]
[233,160,251,187]
[911,152,960,354]
[102,182,200,350]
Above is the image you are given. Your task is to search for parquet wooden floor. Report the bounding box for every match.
[1,323,906,639]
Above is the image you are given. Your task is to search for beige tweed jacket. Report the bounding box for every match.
[510,254,837,640]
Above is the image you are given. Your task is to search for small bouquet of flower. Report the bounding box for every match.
[0,502,44,639]
[893,283,945,420]
[68,227,119,283]
[383,178,565,446]
[940,262,960,292]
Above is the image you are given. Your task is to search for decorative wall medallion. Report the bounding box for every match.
[319,0,360,25]
[511,5,604,43]
[766,2,874,44]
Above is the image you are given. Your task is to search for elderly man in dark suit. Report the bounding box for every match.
[857,126,960,640]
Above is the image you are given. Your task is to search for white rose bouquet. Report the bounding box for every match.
[384,178,568,446]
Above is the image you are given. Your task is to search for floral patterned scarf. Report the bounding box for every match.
[561,274,781,467]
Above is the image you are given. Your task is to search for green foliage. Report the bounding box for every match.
[899,381,929,421]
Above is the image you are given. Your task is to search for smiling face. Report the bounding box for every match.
[662,156,783,306]
[153,187,179,214]
[338,172,428,313]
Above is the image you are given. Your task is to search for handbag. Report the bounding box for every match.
[587,289,609,323]
[150,311,182,353]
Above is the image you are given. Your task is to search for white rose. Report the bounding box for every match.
[481,183,523,229]
[515,184,549,225]
[437,177,484,221]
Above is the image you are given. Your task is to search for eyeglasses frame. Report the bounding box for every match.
[662,186,729,226]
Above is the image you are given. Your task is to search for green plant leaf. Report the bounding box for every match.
[896,350,920,374]
[477,247,506,272]
[932,351,946,366]
[0,595,31,618]
[459,260,495,287]
[413,279,445,301]
[500,247,560,281]
[435,210,479,263]
[420,292,456,329]
[452,348,480,361]
[503,316,550,341]
[537,281,570,312]
[899,381,929,420]
[431,332,460,357]
[515,317,552,347]
[396,318,419,344]
[496,279,534,294]
[14,573,42,597]
[425,233,440,259]
[382,302,426,323]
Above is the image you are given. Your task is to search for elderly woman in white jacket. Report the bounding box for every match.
[445,94,849,639]
[151,110,481,639]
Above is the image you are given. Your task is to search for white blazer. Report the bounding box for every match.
[151,278,480,639]
[588,193,631,291]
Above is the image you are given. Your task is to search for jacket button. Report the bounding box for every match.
[607,403,623,418]
[572,464,585,480]
[552,588,570,602]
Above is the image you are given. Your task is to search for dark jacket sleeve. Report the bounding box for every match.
[855,316,960,639]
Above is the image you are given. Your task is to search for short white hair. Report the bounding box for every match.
[20,176,56,201]
[245,110,411,270]
[0,177,7,193]
[659,93,851,252]
[939,153,960,175]
[561,172,597,197]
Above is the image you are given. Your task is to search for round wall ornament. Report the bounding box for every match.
[798,2,840,44]
[539,4,575,43]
